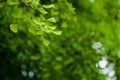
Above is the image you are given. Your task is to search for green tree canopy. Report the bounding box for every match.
[0,0,120,80]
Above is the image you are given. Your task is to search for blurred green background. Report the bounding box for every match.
[0,0,120,80]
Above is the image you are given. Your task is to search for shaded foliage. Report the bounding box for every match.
[0,0,120,80]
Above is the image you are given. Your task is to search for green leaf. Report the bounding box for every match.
[47,17,56,22]
[62,22,67,28]
[30,55,40,61]
[42,25,52,33]
[44,29,52,33]
[28,26,42,35]
[25,0,31,2]
[43,25,56,33]
[33,20,45,26]
[52,31,62,35]
[10,24,18,33]
[7,0,19,5]
[54,63,62,70]
[38,7,48,14]
[43,4,54,8]
[43,39,49,46]
[63,58,74,65]
[48,26,56,30]
[12,7,23,18]
[30,0,39,7]
[56,56,63,61]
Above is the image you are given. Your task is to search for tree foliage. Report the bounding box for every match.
[0,0,120,80]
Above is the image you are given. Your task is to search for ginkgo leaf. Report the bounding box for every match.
[25,0,31,2]
[7,0,19,5]
[38,7,48,14]
[48,26,56,30]
[43,4,54,8]
[12,8,23,18]
[43,25,56,33]
[47,17,56,22]
[10,24,18,33]
[52,31,62,35]
[28,26,42,35]
[33,20,45,26]
[43,39,49,46]
[42,25,51,33]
